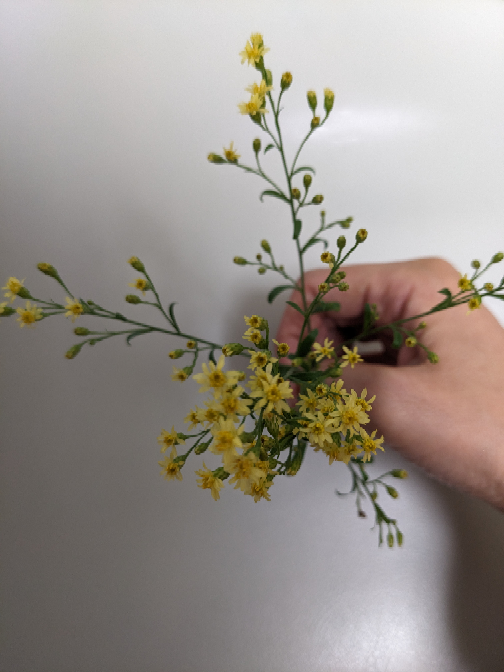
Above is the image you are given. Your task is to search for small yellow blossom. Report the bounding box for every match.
[243,327,262,345]
[217,386,252,421]
[0,301,7,315]
[341,345,363,369]
[65,297,83,322]
[244,315,264,329]
[16,301,43,328]
[484,283,494,292]
[210,418,243,456]
[245,79,272,99]
[312,338,335,362]
[238,92,268,116]
[159,448,183,481]
[405,336,417,347]
[467,295,481,312]
[246,478,273,502]
[193,355,240,396]
[3,277,24,302]
[339,396,369,434]
[157,426,185,453]
[304,411,339,447]
[128,278,149,295]
[359,428,385,462]
[224,452,266,493]
[195,463,224,501]
[184,408,202,430]
[272,339,290,357]
[186,340,196,349]
[248,350,269,369]
[250,374,293,415]
[458,274,473,292]
[171,367,188,382]
[223,141,240,162]
[239,33,269,66]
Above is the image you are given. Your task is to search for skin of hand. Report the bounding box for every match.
[276,257,504,510]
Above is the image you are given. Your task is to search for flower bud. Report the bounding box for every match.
[405,336,417,347]
[195,439,211,455]
[0,305,15,316]
[65,343,84,360]
[249,112,263,125]
[386,486,399,499]
[291,187,301,200]
[471,259,481,269]
[428,351,439,364]
[307,90,317,112]
[280,72,293,90]
[258,267,266,275]
[387,532,394,548]
[253,138,261,153]
[233,256,247,266]
[484,282,494,292]
[125,294,142,304]
[128,256,145,273]
[303,174,312,189]
[323,88,335,114]
[256,253,262,261]
[418,321,427,329]
[337,235,346,250]
[341,218,352,229]
[320,251,334,265]
[265,69,273,87]
[186,340,196,349]
[356,228,368,243]
[74,327,90,336]
[391,469,408,479]
[260,239,271,253]
[207,153,226,164]
[397,530,404,547]
[17,287,33,300]
[318,283,329,293]
[326,365,342,378]
[222,343,245,357]
[311,116,320,129]
[492,252,504,263]
[312,194,324,205]
[169,349,184,359]
[37,263,59,279]
[338,282,349,292]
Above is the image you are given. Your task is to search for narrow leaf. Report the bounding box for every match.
[286,300,305,316]
[291,165,316,177]
[208,350,217,365]
[301,237,328,253]
[438,288,452,299]
[168,302,180,331]
[268,284,293,304]
[259,189,289,203]
[264,143,274,154]
[297,328,318,357]
[312,301,340,313]
[293,219,302,240]
[391,326,403,349]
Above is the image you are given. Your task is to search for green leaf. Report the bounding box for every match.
[168,302,180,331]
[438,288,452,298]
[259,189,289,203]
[208,350,217,365]
[268,284,293,304]
[301,237,328,253]
[391,326,403,349]
[286,300,305,316]
[297,328,318,357]
[312,301,340,313]
[125,331,144,346]
[291,165,315,177]
[293,219,302,240]
[264,143,274,154]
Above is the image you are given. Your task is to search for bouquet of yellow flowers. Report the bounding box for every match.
[2,33,503,547]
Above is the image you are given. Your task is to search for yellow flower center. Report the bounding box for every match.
[214,431,235,451]
[222,398,238,414]
[341,409,359,425]
[208,371,226,387]
[266,385,282,402]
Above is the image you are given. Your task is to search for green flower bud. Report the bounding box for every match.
[428,351,439,364]
[74,327,90,336]
[265,69,273,87]
[396,530,404,547]
[338,282,349,292]
[323,88,335,114]
[125,294,142,304]
[341,217,352,229]
[233,256,247,266]
[291,187,301,200]
[253,138,261,153]
[387,532,394,548]
[169,349,184,359]
[258,267,266,275]
[311,116,320,129]
[303,174,312,189]
[17,287,33,300]
[195,439,211,455]
[65,343,84,360]
[391,469,408,479]
[356,228,368,243]
[0,305,15,316]
[492,252,504,263]
[37,263,59,279]
[207,153,226,164]
[326,365,342,377]
[182,366,194,377]
[471,259,481,269]
[128,256,145,273]
[280,72,293,90]
[311,194,324,205]
[256,253,262,261]
[260,239,271,253]
[386,486,399,499]
[307,90,317,112]
[249,112,263,126]
[337,235,346,250]
[222,343,245,357]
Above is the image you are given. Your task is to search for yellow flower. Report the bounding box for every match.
[359,428,385,462]
[272,339,290,357]
[354,388,376,412]
[171,367,188,382]
[3,277,24,302]
[312,338,335,362]
[467,295,481,312]
[341,345,363,369]
[186,340,196,349]
[248,350,269,370]
[238,93,268,116]
[0,301,7,315]
[65,297,83,322]
[246,478,272,502]
[16,301,43,328]
[184,408,202,430]
[193,355,240,397]
[157,426,185,453]
[244,315,264,329]
[297,389,318,414]
[158,448,183,481]
[128,278,149,295]
[224,452,266,493]
[195,463,224,501]
[216,386,252,421]
[239,33,269,66]
[245,79,272,99]
[250,374,293,415]
[339,396,369,434]
[458,274,473,292]
[210,418,243,456]
[304,411,339,447]
[484,283,494,292]
[243,327,262,345]
[223,141,240,163]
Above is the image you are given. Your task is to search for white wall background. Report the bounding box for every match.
[1,1,504,671]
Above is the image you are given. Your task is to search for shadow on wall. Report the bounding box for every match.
[443,486,504,671]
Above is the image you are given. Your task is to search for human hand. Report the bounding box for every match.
[276,258,504,510]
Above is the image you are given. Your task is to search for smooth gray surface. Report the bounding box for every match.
[1,2,504,670]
